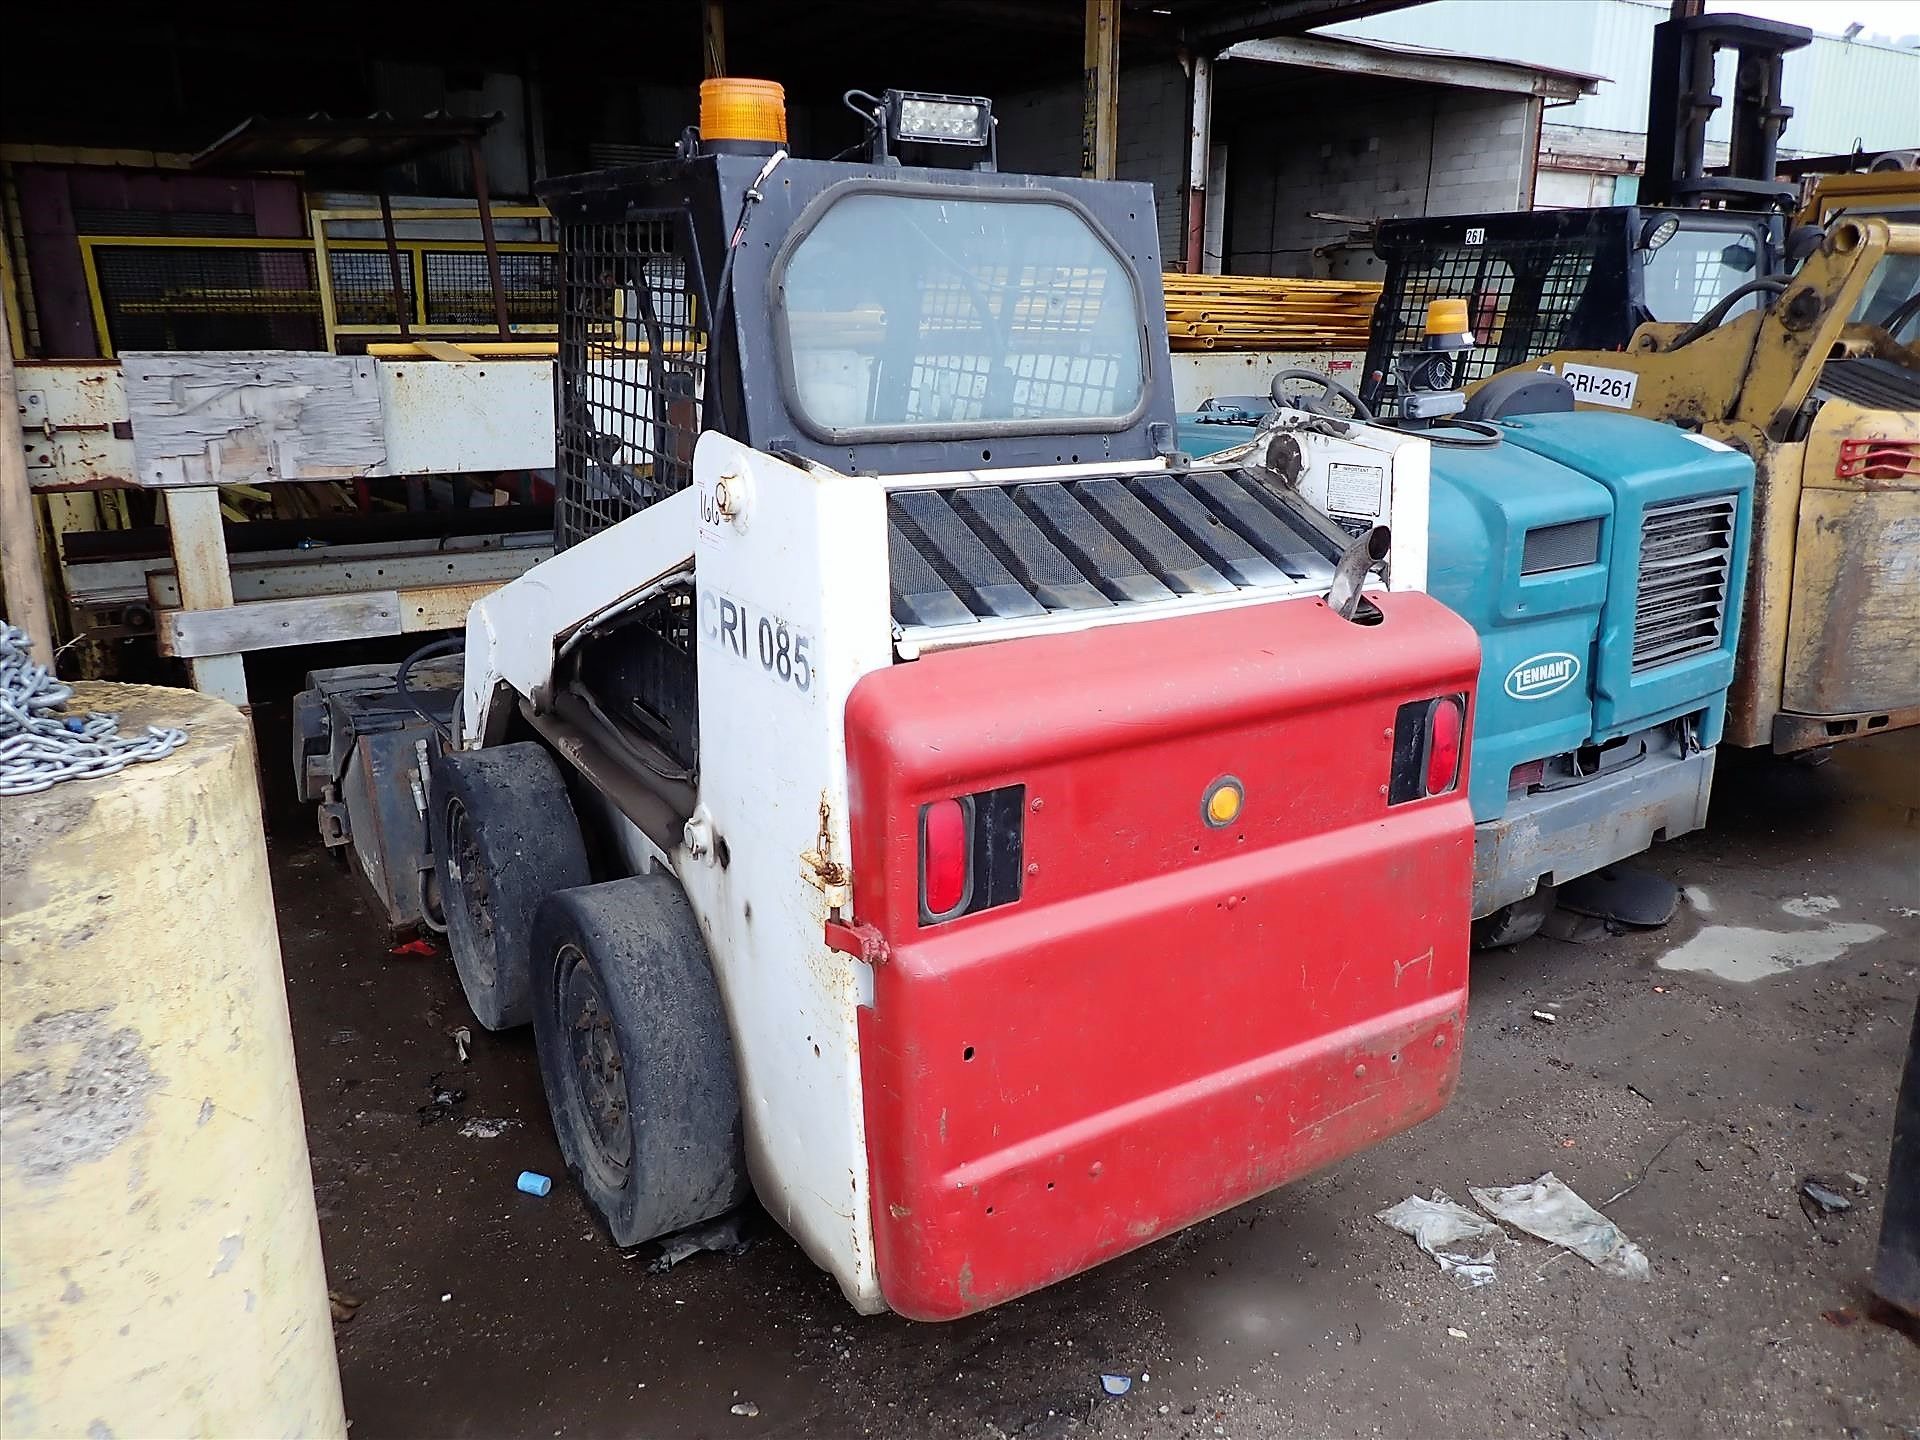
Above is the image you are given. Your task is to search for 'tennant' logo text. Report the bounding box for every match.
[1504,652,1581,701]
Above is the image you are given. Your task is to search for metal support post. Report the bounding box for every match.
[1184,52,1213,274]
[1083,0,1119,180]
[464,136,512,340]
[378,188,412,341]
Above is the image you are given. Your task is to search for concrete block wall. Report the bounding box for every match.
[962,65,1539,278]
[1426,91,1533,213]
[1223,78,1534,276]
[997,62,1190,266]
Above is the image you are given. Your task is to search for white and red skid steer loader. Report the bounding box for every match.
[302,84,1480,1319]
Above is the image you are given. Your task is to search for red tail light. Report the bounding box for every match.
[920,798,971,920]
[1389,694,1469,804]
[1425,696,1464,795]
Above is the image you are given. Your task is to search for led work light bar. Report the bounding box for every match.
[886,90,993,147]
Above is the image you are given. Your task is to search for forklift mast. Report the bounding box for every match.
[1641,12,1811,213]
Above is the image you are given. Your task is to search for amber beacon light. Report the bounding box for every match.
[700,77,789,145]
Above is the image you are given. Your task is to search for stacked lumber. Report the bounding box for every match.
[1164,273,1381,351]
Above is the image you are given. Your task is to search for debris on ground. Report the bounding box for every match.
[1531,1010,1557,1024]
[1446,1327,1469,1340]
[730,1401,760,1417]
[390,938,438,957]
[449,1025,472,1064]
[1844,1171,1872,1191]
[517,1170,553,1197]
[1601,1128,1689,1206]
[645,1210,754,1273]
[457,1116,520,1140]
[328,1290,362,1324]
[416,1073,467,1126]
[1799,1177,1853,1216]
[1470,1172,1650,1279]
[1376,1190,1502,1289]
[1100,1375,1132,1396]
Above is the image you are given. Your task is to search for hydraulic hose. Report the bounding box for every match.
[1377,417,1504,448]
[396,635,465,743]
[705,148,787,434]
[1666,275,1792,351]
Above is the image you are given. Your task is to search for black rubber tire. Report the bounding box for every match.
[529,875,750,1247]
[1472,884,1557,951]
[431,743,591,1031]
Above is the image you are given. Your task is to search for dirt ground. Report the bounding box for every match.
[264,712,1920,1440]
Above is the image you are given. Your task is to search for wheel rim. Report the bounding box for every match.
[558,942,631,1189]
[444,796,494,985]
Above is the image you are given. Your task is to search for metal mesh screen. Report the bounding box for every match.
[1681,249,1728,319]
[901,264,1125,424]
[573,583,699,769]
[555,217,707,550]
[326,250,416,327]
[423,251,560,326]
[1521,518,1603,575]
[91,245,324,353]
[1374,239,1599,395]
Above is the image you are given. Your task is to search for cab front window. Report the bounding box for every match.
[778,191,1147,437]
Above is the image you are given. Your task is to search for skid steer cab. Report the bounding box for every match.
[1178,301,1753,947]
[302,80,1481,1319]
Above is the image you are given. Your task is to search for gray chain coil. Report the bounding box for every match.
[0,623,189,796]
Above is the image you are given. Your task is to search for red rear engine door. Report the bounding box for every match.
[845,590,1480,1319]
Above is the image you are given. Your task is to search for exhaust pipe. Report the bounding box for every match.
[1327,525,1391,622]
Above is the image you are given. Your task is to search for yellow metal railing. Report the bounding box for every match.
[78,206,559,357]
[310,205,556,349]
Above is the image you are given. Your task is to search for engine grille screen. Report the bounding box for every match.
[1633,494,1737,673]
[1521,518,1602,575]
[887,470,1334,630]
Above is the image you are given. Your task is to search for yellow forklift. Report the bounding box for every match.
[1479,213,1917,753]
[1364,12,1918,754]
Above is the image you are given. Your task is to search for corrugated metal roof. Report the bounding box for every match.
[1315,31,1604,87]
[1220,30,1598,98]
